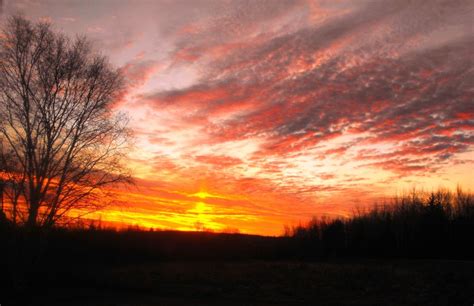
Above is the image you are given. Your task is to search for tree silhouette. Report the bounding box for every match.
[0,16,131,229]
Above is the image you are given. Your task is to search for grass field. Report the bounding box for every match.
[22,260,473,306]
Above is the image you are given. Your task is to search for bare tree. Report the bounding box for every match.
[0,15,131,229]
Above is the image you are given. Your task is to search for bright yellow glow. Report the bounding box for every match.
[189,190,232,200]
[190,201,213,214]
[192,191,211,199]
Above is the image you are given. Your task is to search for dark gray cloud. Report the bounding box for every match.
[145,0,474,175]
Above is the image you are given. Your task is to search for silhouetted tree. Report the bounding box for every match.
[0,16,131,229]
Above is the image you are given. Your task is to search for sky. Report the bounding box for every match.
[1,0,473,235]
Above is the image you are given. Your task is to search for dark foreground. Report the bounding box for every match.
[2,189,474,305]
[8,260,474,306]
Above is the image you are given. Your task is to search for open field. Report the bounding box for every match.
[9,260,474,306]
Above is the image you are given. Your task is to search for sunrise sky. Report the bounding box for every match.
[2,0,473,235]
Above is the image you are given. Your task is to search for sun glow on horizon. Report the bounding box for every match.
[189,190,232,200]
[191,191,212,199]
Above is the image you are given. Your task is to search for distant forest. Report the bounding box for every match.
[285,188,474,259]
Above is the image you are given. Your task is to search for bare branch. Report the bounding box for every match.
[0,15,132,229]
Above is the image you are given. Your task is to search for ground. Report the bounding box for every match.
[19,260,474,306]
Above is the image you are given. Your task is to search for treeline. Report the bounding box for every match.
[1,188,473,268]
[0,224,286,266]
[286,188,474,259]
